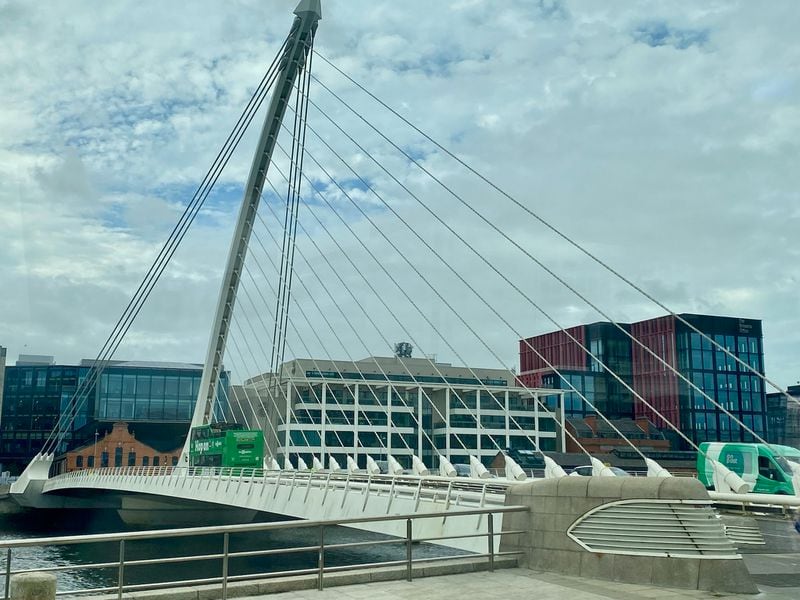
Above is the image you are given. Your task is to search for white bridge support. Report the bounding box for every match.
[38,467,509,553]
[183,0,323,462]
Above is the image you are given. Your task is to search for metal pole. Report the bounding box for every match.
[4,549,10,600]
[222,532,230,600]
[487,513,494,572]
[406,518,413,582]
[117,539,125,600]
[317,526,325,591]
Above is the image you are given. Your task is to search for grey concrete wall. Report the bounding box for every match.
[500,476,759,594]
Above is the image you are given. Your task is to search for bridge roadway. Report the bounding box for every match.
[20,465,509,553]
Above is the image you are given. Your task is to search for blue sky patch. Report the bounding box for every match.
[633,21,709,50]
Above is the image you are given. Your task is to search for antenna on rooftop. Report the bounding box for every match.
[394,342,413,358]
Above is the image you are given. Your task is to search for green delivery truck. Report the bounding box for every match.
[189,423,264,468]
[697,442,800,495]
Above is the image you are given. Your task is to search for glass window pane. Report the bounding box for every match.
[151,376,165,398]
[690,333,702,349]
[108,374,122,398]
[179,377,193,400]
[136,375,151,398]
[122,375,136,397]
[165,376,179,399]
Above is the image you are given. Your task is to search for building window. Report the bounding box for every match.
[76,455,84,468]
[101,451,109,467]
[128,451,136,466]
[114,447,123,467]
[87,455,95,468]
[153,456,160,466]
[171,456,178,466]
[142,456,150,466]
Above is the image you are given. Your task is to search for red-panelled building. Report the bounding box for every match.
[519,313,767,449]
[519,322,633,420]
[630,316,680,429]
[518,325,585,388]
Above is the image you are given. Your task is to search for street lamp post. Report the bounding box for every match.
[93,431,98,468]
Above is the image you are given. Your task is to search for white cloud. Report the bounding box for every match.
[0,0,798,395]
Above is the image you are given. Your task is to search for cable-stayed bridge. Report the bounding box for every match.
[8,0,800,592]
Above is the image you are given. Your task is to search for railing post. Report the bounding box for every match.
[4,548,11,600]
[117,539,125,600]
[487,513,494,572]
[317,526,325,591]
[406,518,413,582]
[222,532,230,600]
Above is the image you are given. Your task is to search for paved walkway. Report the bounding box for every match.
[239,567,794,600]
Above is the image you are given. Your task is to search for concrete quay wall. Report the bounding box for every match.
[500,477,759,594]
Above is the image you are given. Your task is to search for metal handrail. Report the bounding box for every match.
[48,465,515,490]
[1,505,527,599]
[43,467,515,513]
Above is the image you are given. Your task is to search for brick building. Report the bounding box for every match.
[564,416,670,454]
[54,422,183,474]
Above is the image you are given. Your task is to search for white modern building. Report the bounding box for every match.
[240,355,565,469]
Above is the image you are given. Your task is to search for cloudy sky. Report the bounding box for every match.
[1,0,798,392]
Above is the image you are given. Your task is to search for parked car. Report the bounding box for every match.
[453,463,472,477]
[569,465,630,477]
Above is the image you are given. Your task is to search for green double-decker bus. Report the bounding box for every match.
[189,423,264,468]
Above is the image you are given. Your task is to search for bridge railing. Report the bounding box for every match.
[46,467,515,509]
[0,505,527,599]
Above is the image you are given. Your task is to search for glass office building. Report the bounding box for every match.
[0,358,92,472]
[766,385,800,448]
[520,322,634,419]
[0,357,228,473]
[519,313,768,450]
[633,314,767,447]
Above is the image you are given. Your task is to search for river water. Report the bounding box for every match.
[0,508,461,596]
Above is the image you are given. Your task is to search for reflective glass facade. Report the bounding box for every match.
[1,365,92,471]
[524,322,634,419]
[97,368,200,421]
[521,314,768,450]
[1,359,229,473]
[670,317,767,446]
